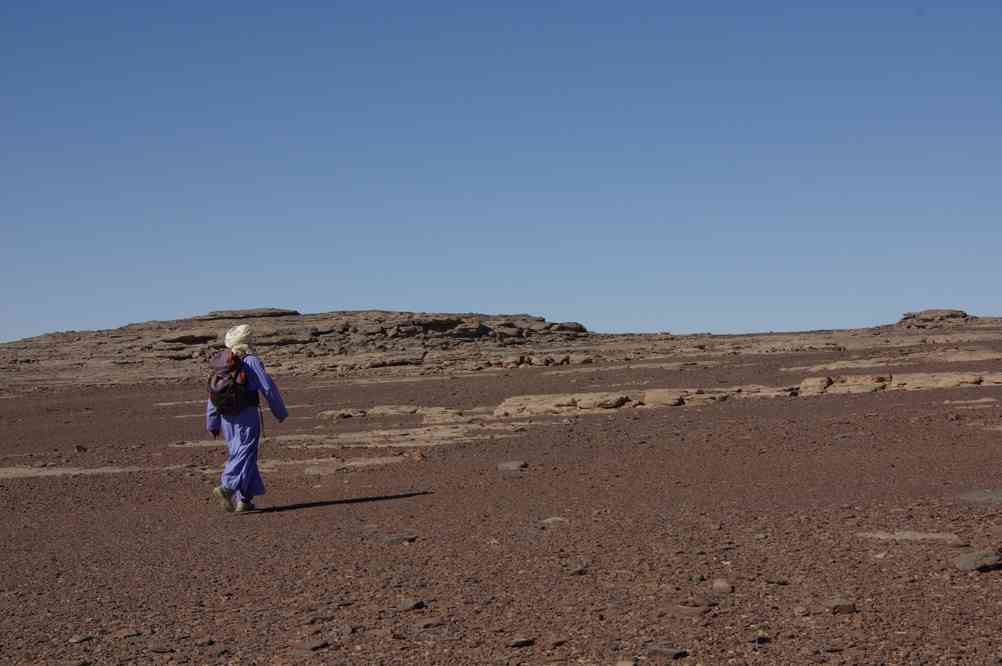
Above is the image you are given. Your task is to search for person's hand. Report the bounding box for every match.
[211,429,220,439]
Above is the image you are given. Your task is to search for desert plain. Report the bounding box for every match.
[4,307,1002,665]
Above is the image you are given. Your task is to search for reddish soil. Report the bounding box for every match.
[5,329,1002,665]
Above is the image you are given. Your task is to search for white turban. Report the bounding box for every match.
[224,324,253,356]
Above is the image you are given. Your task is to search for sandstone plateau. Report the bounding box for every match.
[5,307,1002,664]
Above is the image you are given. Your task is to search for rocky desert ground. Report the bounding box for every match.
[5,307,1002,665]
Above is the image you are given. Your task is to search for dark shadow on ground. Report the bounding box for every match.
[253,491,433,515]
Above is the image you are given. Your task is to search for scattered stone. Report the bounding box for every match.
[793,605,810,617]
[672,603,709,618]
[711,578,734,594]
[379,533,418,545]
[415,618,446,630]
[399,598,426,611]
[497,460,528,472]
[110,628,142,639]
[540,516,568,529]
[616,659,638,666]
[751,630,771,645]
[291,639,330,652]
[148,644,174,654]
[73,445,88,453]
[954,548,1002,572]
[824,597,858,615]
[194,637,215,647]
[510,637,535,648]
[646,643,688,659]
[67,635,93,644]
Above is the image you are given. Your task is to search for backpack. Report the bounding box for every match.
[207,350,259,416]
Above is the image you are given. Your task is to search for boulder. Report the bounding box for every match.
[799,376,833,397]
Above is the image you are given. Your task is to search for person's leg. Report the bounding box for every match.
[212,423,237,512]
[222,412,266,511]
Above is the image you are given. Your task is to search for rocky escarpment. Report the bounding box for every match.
[3,307,1000,392]
[0,309,593,389]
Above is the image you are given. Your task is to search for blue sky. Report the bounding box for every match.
[3,2,1000,341]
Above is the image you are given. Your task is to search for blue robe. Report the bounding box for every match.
[206,354,288,502]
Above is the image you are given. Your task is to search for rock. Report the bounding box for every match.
[798,376,833,397]
[493,391,629,417]
[110,628,142,640]
[824,596,858,615]
[576,393,630,410]
[493,325,523,339]
[711,578,734,594]
[398,598,426,611]
[793,605,810,617]
[684,390,731,405]
[641,389,687,407]
[569,353,595,365]
[616,660,638,666]
[367,404,420,417]
[498,460,528,472]
[67,635,93,644]
[380,533,418,545]
[194,637,215,647]
[550,322,588,333]
[291,639,330,652]
[318,408,367,421]
[540,516,568,529]
[415,617,446,630]
[73,445,88,453]
[954,548,1002,572]
[199,308,300,320]
[510,637,535,648]
[646,643,688,659]
[890,372,982,391]
[826,374,890,394]
[671,603,709,618]
[366,351,427,368]
[160,330,217,345]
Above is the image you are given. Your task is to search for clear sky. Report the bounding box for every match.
[3,2,1000,341]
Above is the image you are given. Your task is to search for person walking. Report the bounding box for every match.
[207,324,288,513]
